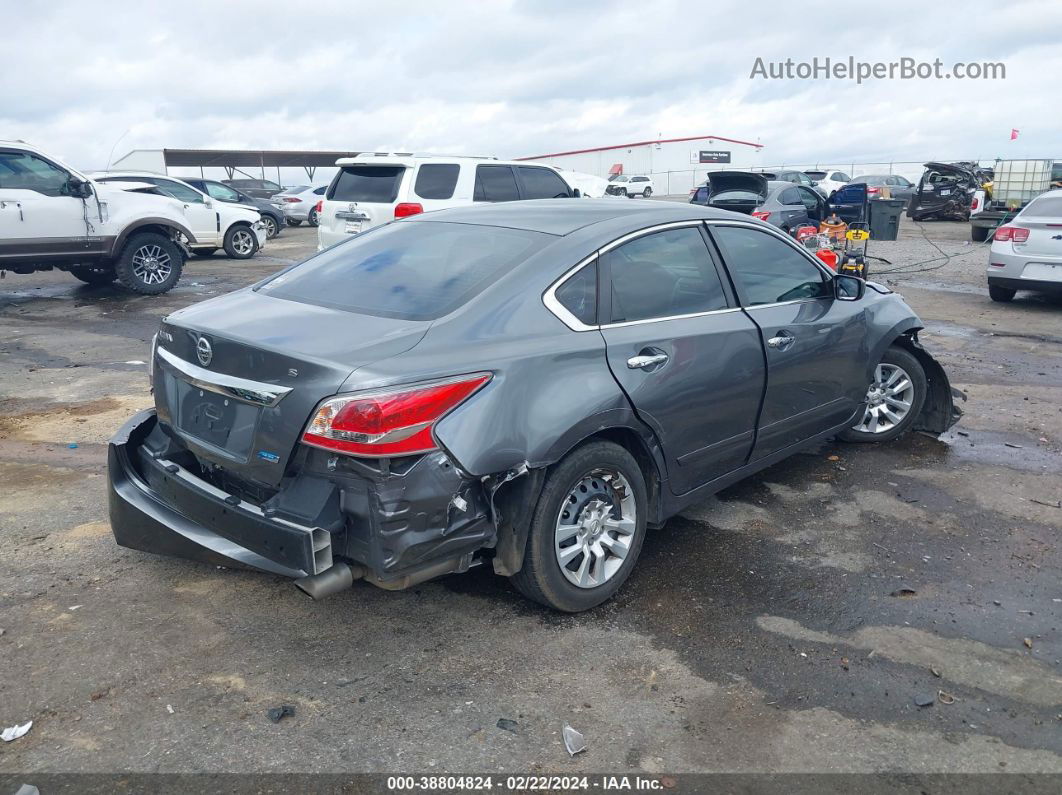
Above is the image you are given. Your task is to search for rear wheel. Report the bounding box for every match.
[115,233,183,295]
[643,187,652,198]
[261,215,279,239]
[989,284,1016,302]
[308,207,319,226]
[286,219,302,227]
[839,346,926,443]
[509,441,647,612]
[70,266,116,285]
[223,225,259,259]
[971,225,990,242]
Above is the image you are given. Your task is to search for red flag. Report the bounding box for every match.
[1010,128,1020,140]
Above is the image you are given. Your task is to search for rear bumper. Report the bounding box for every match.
[988,276,1062,295]
[108,410,496,586]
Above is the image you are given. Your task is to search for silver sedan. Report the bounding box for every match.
[273,185,327,227]
[987,190,1062,302]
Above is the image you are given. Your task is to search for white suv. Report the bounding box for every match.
[605,175,654,198]
[94,172,267,259]
[317,154,575,249]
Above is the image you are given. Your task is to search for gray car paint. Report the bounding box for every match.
[110,199,958,589]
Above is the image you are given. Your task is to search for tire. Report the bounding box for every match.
[286,219,302,227]
[191,248,217,258]
[308,208,319,227]
[262,215,279,239]
[509,441,647,612]
[971,225,990,242]
[114,233,183,295]
[989,284,1016,302]
[839,345,926,444]
[70,266,116,285]
[616,188,628,198]
[223,224,259,259]
[643,188,652,198]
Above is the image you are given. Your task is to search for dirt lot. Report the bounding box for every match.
[1,218,1060,776]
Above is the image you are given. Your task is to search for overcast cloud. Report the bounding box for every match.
[3,0,1060,171]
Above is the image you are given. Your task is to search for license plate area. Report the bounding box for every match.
[1022,262,1062,282]
[170,376,260,460]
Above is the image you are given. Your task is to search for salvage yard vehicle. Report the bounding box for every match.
[223,178,284,199]
[970,160,1060,242]
[803,169,851,196]
[94,172,268,259]
[604,174,654,198]
[0,140,193,294]
[273,184,327,226]
[852,174,916,203]
[181,178,284,240]
[986,189,1062,302]
[907,162,988,222]
[317,154,575,249]
[109,200,959,612]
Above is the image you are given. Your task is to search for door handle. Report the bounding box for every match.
[627,353,669,369]
[767,332,795,350]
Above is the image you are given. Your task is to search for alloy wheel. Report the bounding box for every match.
[853,363,915,434]
[130,244,173,286]
[263,217,277,237]
[232,230,254,255]
[554,469,637,589]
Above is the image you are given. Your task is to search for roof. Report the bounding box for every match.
[516,134,763,161]
[157,149,362,168]
[408,198,736,236]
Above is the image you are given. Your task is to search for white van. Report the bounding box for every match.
[317,154,576,249]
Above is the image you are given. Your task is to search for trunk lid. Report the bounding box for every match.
[705,171,769,215]
[154,289,429,487]
[1013,216,1062,258]
[910,162,979,220]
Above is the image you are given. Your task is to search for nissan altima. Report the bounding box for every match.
[109,200,960,612]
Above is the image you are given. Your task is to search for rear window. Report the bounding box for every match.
[711,189,761,202]
[414,163,459,200]
[329,165,405,203]
[804,171,826,180]
[1023,195,1062,217]
[258,221,545,321]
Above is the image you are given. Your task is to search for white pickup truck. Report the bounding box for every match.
[0,141,263,294]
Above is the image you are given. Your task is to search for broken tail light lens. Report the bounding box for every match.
[751,210,771,221]
[314,200,323,214]
[970,196,979,211]
[994,226,1029,243]
[302,373,491,457]
[394,202,423,218]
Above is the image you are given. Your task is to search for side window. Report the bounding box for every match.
[712,226,831,306]
[834,172,851,182]
[896,176,912,187]
[414,163,460,200]
[152,179,204,203]
[205,182,241,202]
[0,151,71,197]
[884,176,899,186]
[796,188,820,212]
[474,165,520,202]
[516,166,571,199]
[606,227,728,323]
[263,181,282,191]
[779,188,803,205]
[554,259,597,325]
[313,186,326,195]
[691,186,709,203]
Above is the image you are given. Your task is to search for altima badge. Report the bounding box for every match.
[196,336,213,367]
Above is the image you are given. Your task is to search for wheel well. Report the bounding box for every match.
[890,331,961,433]
[578,427,664,526]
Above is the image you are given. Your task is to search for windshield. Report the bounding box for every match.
[329,165,406,203]
[258,221,546,320]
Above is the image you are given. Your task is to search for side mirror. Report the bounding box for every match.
[810,180,819,187]
[835,273,865,301]
[203,197,213,208]
[572,188,582,198]
[68,178,93,200]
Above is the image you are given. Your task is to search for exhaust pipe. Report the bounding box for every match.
[294,562,365,600]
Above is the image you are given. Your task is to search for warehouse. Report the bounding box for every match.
[516,133,766,196]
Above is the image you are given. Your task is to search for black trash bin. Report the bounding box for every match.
[869,198,905,241]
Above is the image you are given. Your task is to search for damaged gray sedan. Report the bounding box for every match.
[108,200,960,612]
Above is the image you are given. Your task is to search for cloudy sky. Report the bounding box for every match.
[3,0,1060,172]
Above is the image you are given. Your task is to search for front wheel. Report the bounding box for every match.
[261,215,279,239]
[989,284,1016,302]
[839,346,926,443]
[643,187,652,198]
[509,441,647,612]
[70,266,116,285]
[224,225,259,259]
[114,233,183,295]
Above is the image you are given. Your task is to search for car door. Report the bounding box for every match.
[473,165,521,203]
[0,148,95,262]
[708,222,868,461]
[776,187,811,229]
[150,178,221,245]
[599,223,766,494]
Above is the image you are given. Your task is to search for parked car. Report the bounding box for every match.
[756,169,826,197]
[804,169,851,196]
[181,178,284,239]
[108,199,959,612]
[556,170,610,198]
[223,178,284,199]
[691,172,868,232]
[986,189,1062,302]
[317,154,575,249]
[0,141,188,294]
[272,184,327,226]
[970,160,1058,241]
[94,173,267,259]
[605,175,654,198]
[907,162,984,222]
[851,174,916,204]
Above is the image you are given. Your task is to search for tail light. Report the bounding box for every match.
[970,196,979,211]
[867,186,881,196]
[394,202,423,218]
[751,210,771,221]
[994,226,1029,243]
[314,200,323,214]
[302,373,491,457]
[282,196,302,203]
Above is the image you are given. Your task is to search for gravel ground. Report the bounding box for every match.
[1,217,1060,781]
